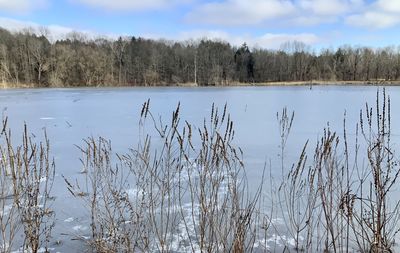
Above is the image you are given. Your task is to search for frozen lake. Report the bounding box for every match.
[1,86,400,252]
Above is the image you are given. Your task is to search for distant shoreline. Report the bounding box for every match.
[2,80,400,89]
[228,80,400,87]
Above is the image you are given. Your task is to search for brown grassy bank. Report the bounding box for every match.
[232,80,400,86]
[2,80,400,89]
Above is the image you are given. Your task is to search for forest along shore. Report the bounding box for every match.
[3,27,400,88]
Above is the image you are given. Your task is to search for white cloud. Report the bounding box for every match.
[298,0,362,16]
[347,11,400,28]
[0,17,112,42]
[0,0,47,13]
[72,0,187,11]
[175,30,233,41]
[144,30,320,49]
[0,17,39,31]
[186,0,295,25]
[376,0,400,13]
[256,33,320,48]
[291,0,363,26]
[346,0,400,28]
[289,16,335,26]
[186,0,364,26]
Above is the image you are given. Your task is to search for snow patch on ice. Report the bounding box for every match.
[64,217,74,223]
[11,247,55,253]
[0,204,13,216]
[39,177,48,183]
[126,188,138,198]
[253,234,304,250]
[271,217,285,225]
[72,225,88,232]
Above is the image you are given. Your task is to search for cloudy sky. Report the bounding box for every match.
[1,0,400,49]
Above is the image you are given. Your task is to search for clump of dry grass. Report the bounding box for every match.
[0,118,19,253]
[276,89,400,252]
[65,101,264,253]
[349,89,400,252]
[65,136,143,252]
[276,108,316,251]
[0,117,55,253]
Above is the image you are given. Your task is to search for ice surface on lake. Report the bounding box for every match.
[1,86,400,252]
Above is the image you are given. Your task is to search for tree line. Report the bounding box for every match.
[1,27,400,87]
